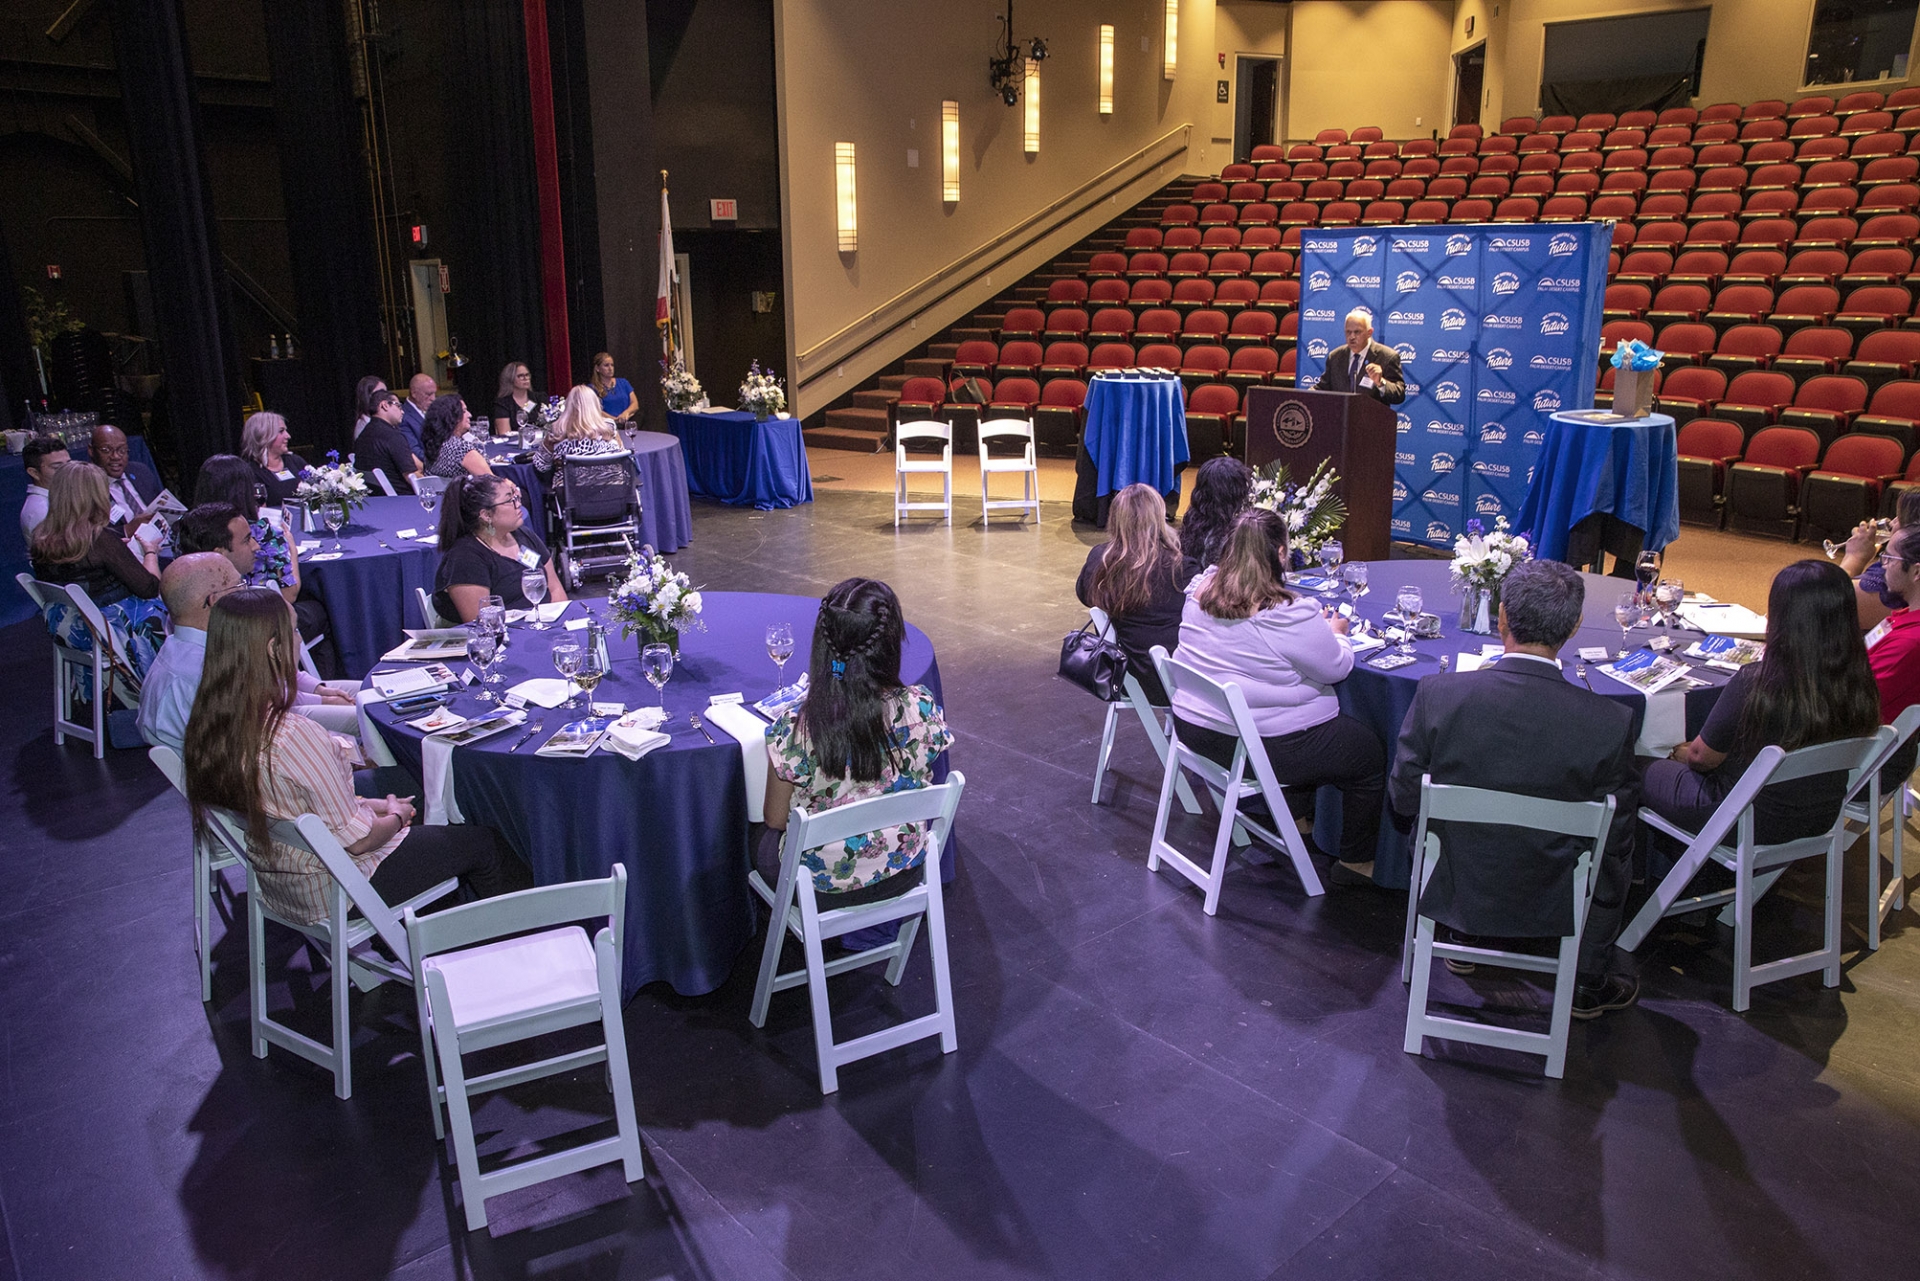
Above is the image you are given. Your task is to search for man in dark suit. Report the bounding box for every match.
[1389,559,1640,1018]
[90,422,163,525]
[1318,308,1406,404]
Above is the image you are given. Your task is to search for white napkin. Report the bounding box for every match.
[705,701,772,822]
[355,688,399,767]
[506,601,570,624]
[1636,689,1689,758]
[602,708,670,761]
[307,552,345,562]
[419,733,464,825]
[504,677,575,708]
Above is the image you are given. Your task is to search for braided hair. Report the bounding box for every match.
[797,578,907,782]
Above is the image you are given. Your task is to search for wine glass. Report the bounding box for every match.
[1655,577,1684,628]
[551,641,583,709]
[641,643,674,721]
[418,485,440,517]
[766,623,795,688]
[467,624,499,701]
[1614,591,1643,658]
[1319,540,1344,597]
[322,501,345,553]
[252,482,268,506]
[482,594,507,647]
[1395,584,1423,655]
[521,569,549,629]
[571,642,607,709]
[1634,549,1661,597]
[1342,561,1369,605]
[1825,518,1891,560]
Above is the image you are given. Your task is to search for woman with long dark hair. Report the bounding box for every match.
[1179,456,1253,571]
[350,374,387,439]
[1644,559,1882,841]
[1076,482,1193,704]
[431,473,567,621]
[760,578,954,904]
[183,588,528,924]
[420,394,492,479]
[1171,507,1386,880]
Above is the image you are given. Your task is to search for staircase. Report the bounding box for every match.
[808,176,1201,452]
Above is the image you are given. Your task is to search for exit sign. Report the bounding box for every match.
[710,198,738,221]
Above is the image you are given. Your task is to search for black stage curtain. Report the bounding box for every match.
[110,0,245,481]
[263,0,388,460]
[585,0,663,432]
[0,212,35,436]
[547,0,607,390]
[1541,76,1695,122]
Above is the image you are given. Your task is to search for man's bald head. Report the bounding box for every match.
[409,374,438,409]
[160,552,241,632]
[90,423,130,479]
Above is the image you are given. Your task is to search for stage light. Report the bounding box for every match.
[942,100,960,201]
[1163,0,1179,80]
[1024,60,1040,153]
[834,142,857,252]
[1029,36,1048,62]
[1099,25,1114,114]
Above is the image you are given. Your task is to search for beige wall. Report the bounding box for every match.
[1287,1,1454,141]
[776,0,1216,411]
[1212,2,1291,148]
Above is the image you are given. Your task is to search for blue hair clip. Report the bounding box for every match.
[830,659,847,680]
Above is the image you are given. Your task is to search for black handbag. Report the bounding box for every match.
[1059,618,1129,701]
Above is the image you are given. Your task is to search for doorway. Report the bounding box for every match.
[1454,42,1485,128]
[1235,57,1280,164]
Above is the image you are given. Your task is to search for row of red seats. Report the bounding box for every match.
[905,341,1296,405]
[1162,188,1920,230]
[1656,371,1920,452]
[1632,321,1920,392]
[898,371,1269,460]
[1280,121,1920,166]
[1196,164,1920,206]
[1046,277,1299,309]
[1679,419,1919,541]
[954,310,1281,361]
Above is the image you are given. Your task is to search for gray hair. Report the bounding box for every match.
[1344,307,1373,328]
[238,411,288,466]
[1501,559,1584,647]
[497,361,530,399]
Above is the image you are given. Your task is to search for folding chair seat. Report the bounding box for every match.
[1855,212,1919,248]
[1619,735,1887,1011]
[1176,344,1229,395]
[977,417,1040,523]
[1655,364,1729,426]
[1401,780,1617,1079]
[1224,344,1280,389]
[552,449,642,588]
[1653,321,1717,372]
[1675,418,1747,525]
[1183,382,1240,457]
[1777,248,1846,286]
[15,575,127,759]
[1146,647,1326,915]
[1843,329,1920,398]
[1835,284,1914,340]
[748,775,966,1093]
[1725,425,1823,533]
[894,421,953,525]
[1033,377,1088,452]
[1037,342,1088,381]
[148,745,245,1002]
[1851,379,1920,453]
[1771,284,1842,336]
[1801,432,1905,540]
[1665,248,1729,289]
[1085,607,1202,813]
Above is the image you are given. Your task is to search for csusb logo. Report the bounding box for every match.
[1395,238,1431,252]
[1422,488,1460,507]
[1480,422,1507,444]
[1395,270,1422,293]
[1395,412,1412,434]
[1474,494,1503,516]
[1537,276,1583,292]
[1305,238,1338,252]
[1434,380,1462,403]
[1393,516,1412,534]
[1524,429,1546,446]
[1426,419,1465,437]
[1393,342,1418,364]
[1351,235,1379,256]
[1489,237,1533,252]
[1392,480,1409,502]
[1426,520,1452,541]
[1303,307,1336,322]
[1484,347,1514,370]
[1345,274,1382,289]
[1395,450,1416,465]
[1478,388,1516,405]
[1530,354,1573,371]
[1438,274,1476,290]
[1308,270,1332,292]
[1440,309,1467,331]
[1549,233,1580,256]
[1431,348,1469,363]
[1539,311,1571,337]
[1533,389,1563,411]
[1387,309,1425,326]
[1306,338,1330,358]
[1473,460,1512,479]
[1445,235,1472,256]
[1492,272,1521,296]
[1430,452,1455,474]
[1484,314,1524,330]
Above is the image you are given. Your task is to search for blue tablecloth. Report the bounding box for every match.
[1300,558,1729,888]
[363,591,943,998]
[489,431,692,554]
[669,410,812,510]
[480,450,547,526]
[1081,375,1190,499]
[294,494,441,679]
[1516,411,1681,563]
[2,435,158,626]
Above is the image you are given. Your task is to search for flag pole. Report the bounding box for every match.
[658,169,678,365]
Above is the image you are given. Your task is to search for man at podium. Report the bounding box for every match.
[1318,308,1406,406]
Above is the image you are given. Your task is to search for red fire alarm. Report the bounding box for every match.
[409,223,430,249]
[45,264,61,280]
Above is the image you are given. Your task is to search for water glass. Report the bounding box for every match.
[521,569,549,628]
[766,623,795,686]
[1342,561,1369,603]
[418,486,440,516]
[1319,540,1344,596]
[1613,591,1642,658]
[1395,585,1423,655]
[551,641,583,708]
[1634,549,1661,596]
[641,643,674,719]
[1655,578,1684,627]
[322,502,345,552]
[482,594,507,645]
[467,624,499,701]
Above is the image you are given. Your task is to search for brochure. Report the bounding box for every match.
[431,709,522,746]
[1685,635,1764,670]
[1599,649,1692,694]
[755,674,810,721]
[371,662,459,700]
[535,716,613,757]
[381,629,475,663]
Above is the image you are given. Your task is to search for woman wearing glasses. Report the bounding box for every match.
[431,474,568,622]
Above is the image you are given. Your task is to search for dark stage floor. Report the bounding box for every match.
[2,489,1917,1280]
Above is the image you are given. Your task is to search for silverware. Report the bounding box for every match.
[508,719,543,751]
[1576,661,1594,691]
[690,712,717,744]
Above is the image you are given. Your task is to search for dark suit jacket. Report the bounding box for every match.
[1390,656,1638,937]
[1319,340,1406,405]
[120,460,163,505]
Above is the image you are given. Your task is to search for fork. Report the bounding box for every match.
[508,718,544,751]
[1575,660,1594,691]
[690,711,717,744]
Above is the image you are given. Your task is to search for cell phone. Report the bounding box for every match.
[388,691,451,717]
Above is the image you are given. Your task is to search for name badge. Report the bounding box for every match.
[517,547,541,570]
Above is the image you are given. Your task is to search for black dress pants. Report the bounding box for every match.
[368,823,533,909]
[1172,712,1387,864]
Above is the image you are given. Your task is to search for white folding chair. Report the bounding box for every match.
[1400,777,1616,1079]
[1088,607,1199,816]
[1843,704,1920,950]
[978,416,1040,524]
[894,419,953,526]
[415,586,450,629]
[405,865,643,1231]
[414,474,449,499]
[17,574,136,758]
[1618,732,1888,1011]
[1146,645,1326,913]
[370,467,399,496]
[149,745,245,1002]
[748,774,966,1093]
[246,813,460,1098]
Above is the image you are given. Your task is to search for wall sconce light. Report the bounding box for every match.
[941,100,960,201]
[1098,25,1114,114]
[1023,59,1040,153]
[1163,0,1179,80]
[834,141,857,251]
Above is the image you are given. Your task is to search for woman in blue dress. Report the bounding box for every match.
[591,352,639,425]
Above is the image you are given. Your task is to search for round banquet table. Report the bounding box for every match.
[293,494,442,679]
[486,431,693,553]
[1072,373,1190,527]
[668,410,813,510]
[1300,558,1733,889]
[363,591,945,999]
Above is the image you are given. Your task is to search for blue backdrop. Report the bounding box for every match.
[1296,224,1610,548]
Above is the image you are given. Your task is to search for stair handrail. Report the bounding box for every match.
[796,124,1192,398]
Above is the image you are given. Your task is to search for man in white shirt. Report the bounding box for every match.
[18,434,68,540]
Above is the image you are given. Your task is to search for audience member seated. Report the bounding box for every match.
[173,502,259,579]
[17,433,68,540]
[531,384,628,476]
[400,373,436,458]
[352,389,422,495]
[1076,483,1194,704]
[1866,524,1920,785]
[90,423,162,527]
[421,394,493,480]
[350,373,386,440]
[758,578,955,905]
[492,360,541,439]
[591,351,639,424]
[239,411,307,505]
[1642,559,1881,857]
[28,461,166,680]
[1179,456,1253,572]
[1169,508,1386,881]
[431,474,567,622]
[194,454,340,679]
[183,588,529,924]
[1840,488,1920,630]
[1388,559,1641,1019]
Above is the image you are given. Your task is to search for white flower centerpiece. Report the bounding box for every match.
[295,451,371,526]
[738,360,786,421]
[1449,516,1531,634]
[608,549,706,656]
[521,394,563,447]
[661,357,705,411]
[1249,458,1347,564]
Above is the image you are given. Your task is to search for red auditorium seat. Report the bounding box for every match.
[1708,324,1786,376]
[1440,137,1479,157]
[1838,90,1885,113]
[1499,116,1537,135]
[1601,318,1656,356]
[1494,196,1540,222]
[1743,119,1790,143]
[1135,308,1181,340]
[1449,198,1494,223]
[1597,364,1664,411]
[1840,246,1914,288]
[1557,171,1602,197]
[987,377,1040,419]
[1602,128,1646,152]
[1482,152,1521,175]
[1514,173,1555,197]
[1000,307,1044,337]
[1275,310,1299,350]
[1199,203,1238,226]
[1637,221,1687,251]
[1799,136,1852,164]
[1406,199,1450,224]
[1698,166,1747,193]
[1031,377,1087,450]
[1577,113,1617,131]
[1123,227,1163,251]
[1676,418,1748,525]
[1541,115,1577,132]
[1207,251,1252,280]
[1220,164,1257,181]
[1439,154,1479,176]
[1255,162,1292,180]
[1135,342,1183,371]
[1469,175,1512,199]
[1177,344,1230,393]
[1835,285,1913,340]
[1360,200,1405,225]
[1647,283,1712,328]
[1561,130,1604,153]
[1726,425,1821,535]
[1428,176,1468,200]
[1519,132,1558,154]
[1792,217,1859,251]
[1770,327,1855,383]
[1657,365,1730,425]
[1364,159,1402,179]
[950,340,999,381]
[1618,249,1674,289]
[1200,226,1242,250]
[1561,150,1604,173]
[1790,95,1837,120]
[1314,128,1348,145]
[1227,311,1277,348]
[1854,132,1908,159]
[1087,278,1129,306]
[1328,159,1364,177]
[1086,342,1135,372]
[1659,106,1702,126]
[1705,284,1774,330]
[1714,369,1799,437]
[1275,347,1298,386]
[1184,382,1240,456]
[1402,139,1439,157]
[1258,280,1296,316]
[1214,279,1260,314]
[1241,225,1282,250]
[1802,187,1862,218]
[1086,251,1128,278]
[1292,160,1329,180]
[1167,280,1214,315]
[1277,202,1319,227]
[1737,218,1798,251]
[1802,433,1907,539]
[1844,331,1920,398]
[1192,182,1229,203]
[1163,225,1203,250]
[1620,110,1659,129]
[1045,280,1089,307]
[1667,249,1730,287]
[1240,202,1281,226]
[1648,145,1695,171]
[1180,309,1230,349]
[1403,158,1440,179]
[1741,190,1801,220]
[1687,220,1740,250]
[1250,144,1288,163]
[1042,307,1088,340]
[1225,345,1279,389]
[892,376,949,426]
[1854,380,1920,458]
[1688,192,1742,222]
[1862,183,1920,215]
[1723,248,1787,286]
[1771,284,1842,335]
[1249,251,1292,281]
[1603,148,1649,172]
[1592,194,1640,221]
[1163,252,1208,280]
[1448,123,1483,140]
[1604,283,1651,321]
[1650,166,1699,193]
[1855,213,1918,247]
[1745,100,1790,120]
[1639,194,1688,223]
[1225,183,1266,206]
[1656,322,1719,370]
[1777,373,1869,443]
[1159,204,1198,226]
[1792,115,1842,140]
[1320,200,1362,227]
[1039,341,1088,380]
[1862,156,1920,187]
[1122,278,1169,311]
[1386,178,1426,200]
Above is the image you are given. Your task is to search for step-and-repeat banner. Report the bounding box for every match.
[1296,224,1610,548]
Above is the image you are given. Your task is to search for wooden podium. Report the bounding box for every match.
[1242,386,1398,561]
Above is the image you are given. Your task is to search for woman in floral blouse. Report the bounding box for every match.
[761,578,954,903]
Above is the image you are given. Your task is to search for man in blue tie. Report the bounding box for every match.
[399,373,437,459]
[1318,308,1406,404]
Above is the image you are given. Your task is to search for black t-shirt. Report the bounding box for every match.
[352,422,417,496]
[1074,542,1194,698]
[493,394,540,435]
[433,527,551,618]
[252,453,307,505]
[1697,665,1852,842]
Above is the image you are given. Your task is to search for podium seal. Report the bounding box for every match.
[1274,401,1313,449]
